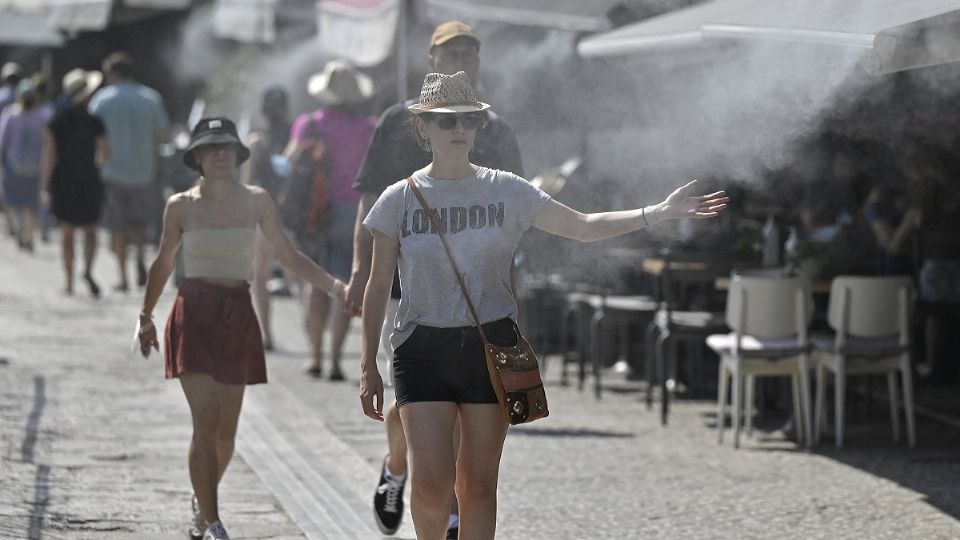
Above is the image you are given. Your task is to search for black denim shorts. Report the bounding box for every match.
[393,318,519,406]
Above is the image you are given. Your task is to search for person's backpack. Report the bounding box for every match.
[7,117,43,177]
[278,118,331,237]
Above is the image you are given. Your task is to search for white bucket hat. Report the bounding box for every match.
[307,60,374,106]
[408,71,490,114]
[62,69,103,105]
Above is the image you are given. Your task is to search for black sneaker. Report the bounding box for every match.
[373,459,405,535]
[446,524,458,539]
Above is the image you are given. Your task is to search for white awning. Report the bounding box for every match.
[578,0,960,73]
[0,10,64,45]
[47,0,112,32]
[0,0,193,45]
[125,0,190,8]
[214,0,277,43]
[424,0,615,32]
[316,0,398,67]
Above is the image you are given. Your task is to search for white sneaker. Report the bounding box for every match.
[203,520,231,540]
[189,495,205,539]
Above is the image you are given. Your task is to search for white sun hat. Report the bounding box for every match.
[408,71,490,114]
[307,59,374,106]
[61,69,103,105]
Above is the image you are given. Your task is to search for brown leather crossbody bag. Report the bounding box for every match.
[406,177,549,425]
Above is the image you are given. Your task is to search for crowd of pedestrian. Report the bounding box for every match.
[0,53,168,297]
[5,20,726,540]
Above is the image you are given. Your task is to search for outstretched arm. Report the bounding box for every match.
[532,179,728,242]
[256,189,346,300]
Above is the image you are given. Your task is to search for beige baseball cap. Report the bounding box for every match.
[430,21,479,48]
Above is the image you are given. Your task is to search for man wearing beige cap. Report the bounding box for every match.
[347,20,523,539]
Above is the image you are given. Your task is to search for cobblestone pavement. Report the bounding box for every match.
[1,234,959,539]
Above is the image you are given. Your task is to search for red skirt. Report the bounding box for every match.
[164,279,267,385]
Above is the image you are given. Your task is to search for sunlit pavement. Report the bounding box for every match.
[1,231,959,539]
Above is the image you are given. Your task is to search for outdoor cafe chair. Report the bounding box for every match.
[707,272,814,448]
[644,249,732,425]
[559,290,658,397]
[812,276,916,448]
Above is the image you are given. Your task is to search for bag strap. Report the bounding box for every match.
[405,176,489,344]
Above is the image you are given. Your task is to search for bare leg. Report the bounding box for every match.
[251,230,274,348]
[21,208,36,249]
[384,402,408,475]
[81,226,100,297]
[328,297,352,377]
[214,379,245,481]
[132,226,147,287]
[455,404,508,540]
[305,287,330,373]
[400,402,459,540]
[112,230,128,290]
[179,373,223,524]
[61,224,76,294]
[385,403,460,520]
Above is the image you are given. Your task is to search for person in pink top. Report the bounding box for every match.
[285,60,375,380]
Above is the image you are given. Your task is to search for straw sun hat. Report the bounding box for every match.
[61,69,103,105]
[408,71,490,114]
[307,60,374,106]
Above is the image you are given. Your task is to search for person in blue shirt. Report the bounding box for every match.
[89,52,170,292]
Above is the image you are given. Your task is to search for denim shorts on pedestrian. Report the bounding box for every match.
[393,317,519,406]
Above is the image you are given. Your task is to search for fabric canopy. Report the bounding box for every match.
[423,0,617,32]
[316,0,398,67]
[578,0,960,73]
[214,0,277,43]
[0,10,63,45]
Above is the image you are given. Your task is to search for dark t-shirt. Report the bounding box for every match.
[249,122,291,201]
[48,106,106,187]
[354,100,523,194]
[354,99,525,297]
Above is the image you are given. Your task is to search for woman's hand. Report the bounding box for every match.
[342,279,364,317]
[331,279,349,305]
[656,179,729,222]
[138,317,159,358]
[360,365,385,421]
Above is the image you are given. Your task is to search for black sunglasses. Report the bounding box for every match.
[428,113,484,130]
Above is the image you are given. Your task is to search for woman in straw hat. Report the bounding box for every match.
[285,59,375,380]
[41,68,107,296]
[359,72,728,539]
[136,117,347,540]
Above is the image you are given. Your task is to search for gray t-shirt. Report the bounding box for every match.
[363,167,551,350]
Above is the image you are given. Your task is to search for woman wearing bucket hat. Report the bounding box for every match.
[284,59,375,380]
[135,116,347,540]
[359,72,729,539]
[41,68,107,296]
